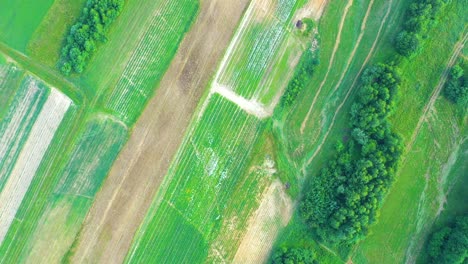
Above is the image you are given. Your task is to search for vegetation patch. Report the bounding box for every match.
[443,62,467,107]
[300,63,403,244]
[425,216,468,264]
[59,0,124,75]
[395,0,447,57]
[280,47,319,108]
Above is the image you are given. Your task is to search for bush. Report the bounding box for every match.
[280,48,319,108]
[59,0,124,75]
[395,31,420,57]
[427,216,468,264]
[443,64,467,106]
[271,247,317,264]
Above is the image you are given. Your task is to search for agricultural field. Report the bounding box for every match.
[0,0,466,263]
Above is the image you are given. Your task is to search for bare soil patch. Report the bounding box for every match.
[232,180,293,263]
[69,0,250,262]
[294,0,329,21]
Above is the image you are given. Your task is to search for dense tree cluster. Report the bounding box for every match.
[270,247,317,264]
[280,48,319,108]
[59,0,124,75]
[443,64,467,106]
[395,0,447,57]
[426,216,468,264]
[300,64,403,244]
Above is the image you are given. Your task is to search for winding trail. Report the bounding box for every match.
[329,0,375,96]
[300,0,354,134]
[304,0,394,168]
[401,31,467,165]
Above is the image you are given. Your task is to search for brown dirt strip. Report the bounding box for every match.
[401,31,467,165]
[300,0,354,134]
[69,0,250,263]
[304,0,394,168]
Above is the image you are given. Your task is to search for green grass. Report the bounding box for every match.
[416,137,468,264]
[27,0,87,67]
[270,0,464,261]
[349,1,467,262]
[0,0,54,52]
[126,94,266,263]
[352,99,467,264]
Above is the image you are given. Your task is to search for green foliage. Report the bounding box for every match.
[395,0,447,57]
[426,216,468,264]
[300,64,403,245]
[443,64,467,107]
[280,48,319,108]
[271,247,317,264]
[301,18,316,37]
[395,31,420,57]
[58,0,124,75]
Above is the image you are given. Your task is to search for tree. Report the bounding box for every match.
[271,247,317,264]
[395,31,420,57]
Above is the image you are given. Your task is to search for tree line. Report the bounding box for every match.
[395,0,447,57]
[300,63,403,244]
[59,0,124,75]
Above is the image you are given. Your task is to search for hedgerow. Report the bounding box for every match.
[59,0,124,75]
[280,47,319,108]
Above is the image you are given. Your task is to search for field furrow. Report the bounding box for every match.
[0,86,71,245]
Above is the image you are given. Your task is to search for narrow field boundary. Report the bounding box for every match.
[300,0,354,134]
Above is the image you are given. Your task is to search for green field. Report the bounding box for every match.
[0,0,466,262]
[0,0,54,51]
[126,94,267,263]
[0,0,199,262]
[218,0,301,103]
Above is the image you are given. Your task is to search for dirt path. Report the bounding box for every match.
[329,0,375,96]
[401,31,467,164]
[304,0,394,168]
[300,0,354,134]
[213,83,271,119]
[69,1,250,263]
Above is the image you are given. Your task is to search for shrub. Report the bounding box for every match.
[443,64,467,106]
[427,216,468,264]
[271,247,317,264]
[280,48,319,108]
